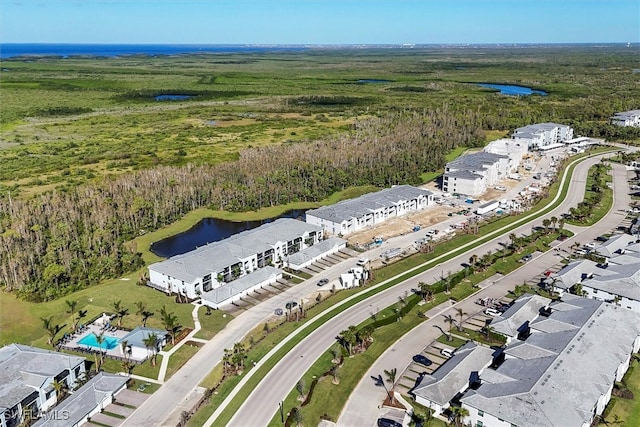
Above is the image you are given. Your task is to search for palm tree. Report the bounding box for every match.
[232,342,246,371]
[542,218,551,234]
[296,379,306,401]
[357,324,375,350]
[383,368,397,404]
[339,326,358,355]
[143,333,159,366]
[455,308,466,332]
[112,300,129,328]
[550,216,558,231]
[442,314,456,341]
[330,364,340,384]
[160,305,182,345]
[65,300,78,331]
[93,332,106,371]
[51,379,67,401]
[469,254,478,272]
[222,348,233,375]
[449,406,469,427]
[419,281,434,302]
[136,300,154,327]
[40,316,62,348]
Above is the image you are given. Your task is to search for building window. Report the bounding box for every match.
[476,422,483,427]
[478,410,484,417]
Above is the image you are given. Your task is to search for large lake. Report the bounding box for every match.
[150,209,307,258]
[478,83,547,96]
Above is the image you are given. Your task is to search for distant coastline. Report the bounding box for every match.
[0,42,633,59]
[0,43,309,59]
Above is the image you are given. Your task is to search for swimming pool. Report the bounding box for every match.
[78,333,120,350]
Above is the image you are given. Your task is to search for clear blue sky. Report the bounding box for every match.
[1,0,638,44]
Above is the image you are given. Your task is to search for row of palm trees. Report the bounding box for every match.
[336,324,375,356]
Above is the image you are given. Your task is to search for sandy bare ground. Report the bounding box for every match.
[346,204,456,247]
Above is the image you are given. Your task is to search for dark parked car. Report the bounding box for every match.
[596,235,609,242]
[316,278,329,286]
[412,354,433,367]
[274,308,284,316]
[377,418,403,427]
[285,301,298,310]
[521,254,532,262]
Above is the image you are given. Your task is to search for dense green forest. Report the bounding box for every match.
[1,46,640,300]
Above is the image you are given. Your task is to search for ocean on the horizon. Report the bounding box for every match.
[0,43,308,59]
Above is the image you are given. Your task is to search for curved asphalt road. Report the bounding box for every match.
[225,152,627,426]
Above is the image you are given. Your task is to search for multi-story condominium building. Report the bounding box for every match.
[148,218,343,308]
[0,344,85,427]
[442,152,510,196]
[550,235,640,312]
[611,109,640,127]
[305,185,433,236]
[411,294,640,427]
[512,122,574,149]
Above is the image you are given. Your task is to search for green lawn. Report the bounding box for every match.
[193,306,233,340]
[165,344,201,379]
[601,357,640,426]
[0,272,198,349]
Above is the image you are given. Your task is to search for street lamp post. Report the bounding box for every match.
[279,401,284,424]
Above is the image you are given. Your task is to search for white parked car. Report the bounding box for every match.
[356,257,370,266]
[484,308,501,317]
[495,185,507,191]
[440,348,454,358]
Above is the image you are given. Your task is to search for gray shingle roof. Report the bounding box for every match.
[149,218,322,282]
[593,233,637,258]
[33,372,128,427]
[446,152,507,172]
[445,170,484,180]
[305,185,432,224]
[287,237,346,267]
[412,342,493,406]
[461,294,640,427]
[0,344,85,410]
[202,266,282,304]
[490,294,549,338]
[612,110,640,119]
[121,327,167,349]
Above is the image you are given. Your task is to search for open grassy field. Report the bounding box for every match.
[2,46,639,196]
[0,268,231,348]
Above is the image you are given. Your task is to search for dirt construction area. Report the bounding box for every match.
[346,204,455,247]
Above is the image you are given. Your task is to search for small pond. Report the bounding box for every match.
[151,209,307,258]
[478,84,547,96]
[357,79,391,84]
[154,94,192,101]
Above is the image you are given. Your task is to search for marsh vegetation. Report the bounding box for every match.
[1,46,639,300]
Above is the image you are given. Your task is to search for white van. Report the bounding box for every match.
[356,258,370,266]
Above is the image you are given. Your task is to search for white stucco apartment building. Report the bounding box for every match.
[305,185,433,236]
[148,218,332,308]
[551,235,640,313]
[512,122,574,149]
[442,152,511,196]
[410,294,640,427]
[0,344,86,427]
[611,109,640,127]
